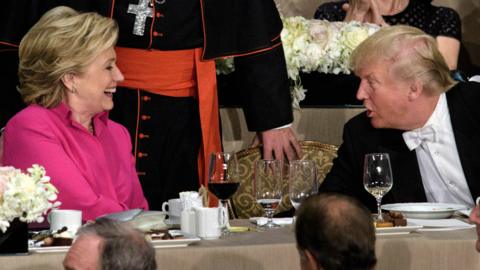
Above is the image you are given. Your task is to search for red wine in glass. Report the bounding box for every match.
[208,182,240,200]
[208,152,239,236]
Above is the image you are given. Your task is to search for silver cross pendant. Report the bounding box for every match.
[127,0,154,36]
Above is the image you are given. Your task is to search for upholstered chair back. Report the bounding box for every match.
[231,141,338,219]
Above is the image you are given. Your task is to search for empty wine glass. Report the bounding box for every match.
[363,153,393,221]
[208,152,239,236]
[288,160,317,210]
[254,159,283,228]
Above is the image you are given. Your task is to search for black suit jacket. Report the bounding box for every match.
[320,82,480,212]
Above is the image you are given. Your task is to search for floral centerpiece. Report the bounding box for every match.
[0,164,60,233]
[216,17,380,109]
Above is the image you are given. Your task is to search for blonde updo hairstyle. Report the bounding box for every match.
[18,6,119,108]
[350,25,456,96]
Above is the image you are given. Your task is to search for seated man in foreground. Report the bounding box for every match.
[319,25,480,212]
[63,219,156,270]
[295,193,376,270]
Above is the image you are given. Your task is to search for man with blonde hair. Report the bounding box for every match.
[319,25,480,212]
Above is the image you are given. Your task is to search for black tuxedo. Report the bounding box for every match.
[320,82,480,212]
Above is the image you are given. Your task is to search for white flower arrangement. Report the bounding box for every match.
[216,17,380,109]
[0,165,60,232]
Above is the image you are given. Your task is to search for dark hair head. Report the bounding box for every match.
[295,193,376,270]
[77,219,157,270]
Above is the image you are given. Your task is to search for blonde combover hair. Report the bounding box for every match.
[350,25,455,95]
[18,6,119,108]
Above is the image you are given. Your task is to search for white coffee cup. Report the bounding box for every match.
[48,209,82,234]
[194,207,227,240]
[161,198,183,223]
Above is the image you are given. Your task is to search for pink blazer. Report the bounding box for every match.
[3,103,149,221]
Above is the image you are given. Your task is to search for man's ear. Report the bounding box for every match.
[407,80,423,101]
[61,73,75,92]
[304,250,321,270]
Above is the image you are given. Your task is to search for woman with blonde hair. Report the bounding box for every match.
[314,0,461,70]
[2,6,148,221]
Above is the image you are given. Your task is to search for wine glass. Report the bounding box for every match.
[254,159,283,228]
[363,153,393,221]
[208,152,239,236]
[288,160,317,211]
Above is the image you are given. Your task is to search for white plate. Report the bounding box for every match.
[381,203,467,219]
[376,224,423,236]
[30,231,200,253]
[457,209,473,217]
[249,217,293,226]
[29,245,70,253]
[165,218,181,226]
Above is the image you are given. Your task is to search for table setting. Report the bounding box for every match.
[24,151,243,255]
[2,151,479,270]
[359,152,476,237]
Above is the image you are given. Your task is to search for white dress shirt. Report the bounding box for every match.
[402,93,474,207]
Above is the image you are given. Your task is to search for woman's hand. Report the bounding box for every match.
[343,0,388,26]
[343,0,371,22]
[367,0,388,26]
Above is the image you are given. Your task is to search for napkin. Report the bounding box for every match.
[179,191,202,210]
[127,211,168,232]
[249,217,293,226]
[408,218,474,231]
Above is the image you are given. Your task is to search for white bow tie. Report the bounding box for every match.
[403,125,437,150]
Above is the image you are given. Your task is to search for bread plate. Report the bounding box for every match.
[381,203,467,219]
[375,223,423,236]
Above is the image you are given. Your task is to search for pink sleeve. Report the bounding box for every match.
[3,113,132,221]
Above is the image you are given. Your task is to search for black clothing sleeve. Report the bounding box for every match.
[234,45,293,131]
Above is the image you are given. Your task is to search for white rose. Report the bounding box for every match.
[292,35,308,52]
[342,27,369,51]
[304,43,326,71]
[309,20,332,51]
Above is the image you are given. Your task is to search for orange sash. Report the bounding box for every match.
[115,47,221,190]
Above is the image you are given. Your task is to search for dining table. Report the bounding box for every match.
[0,219,479,270]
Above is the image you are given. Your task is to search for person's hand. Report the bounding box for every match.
[343,0,388,26]
[343,0,372,22]
[254,127,301,161]
[469,200,480,252]
[366,0,388,26]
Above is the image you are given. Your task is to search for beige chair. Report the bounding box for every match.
[231,140,338,219]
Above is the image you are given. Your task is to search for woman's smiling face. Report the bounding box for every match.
[68,47,124,116]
